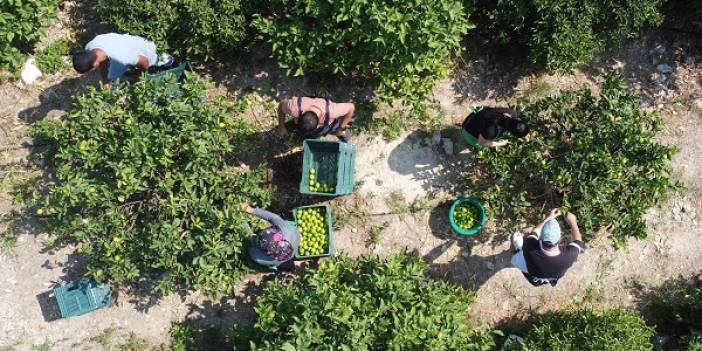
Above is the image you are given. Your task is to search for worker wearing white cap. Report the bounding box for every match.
[510,208,584,287]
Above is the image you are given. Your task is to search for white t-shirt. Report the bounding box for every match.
[85,33,158,81]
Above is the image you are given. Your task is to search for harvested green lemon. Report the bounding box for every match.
[308,168,335,193]
[296,207,329,256]
[453,203,480,229]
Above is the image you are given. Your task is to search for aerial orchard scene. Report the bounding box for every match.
[0,0,701,349]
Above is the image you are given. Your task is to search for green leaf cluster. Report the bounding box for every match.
[96,0,247,60]
[234,252,497,351]
[509,308,654,350]
[472,0,664,70]
[254,0,471,111]
[170,322,197,351]
[0,0,60,72]
[30,73,271,296]
[35,38,70,74]
[472,72,679,247]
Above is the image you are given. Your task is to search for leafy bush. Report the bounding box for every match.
[254,0,470,110]
[470,72,678,246]
[31,74,271,295]
[510,308,654,350]
[35,38,70,74]
[0,0,60,72]
[647,274,702,349]
[233,252,497,350]
[96,0,247,60]
[170,323,196,351]
[472,0,664,69]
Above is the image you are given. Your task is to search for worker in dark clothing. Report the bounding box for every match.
[510,209,585,287]
[462,107,529,148]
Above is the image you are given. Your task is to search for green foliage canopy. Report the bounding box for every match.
[472,72,678,246]
[0,0,60,72]
[96,0,247,60]
[255,0,471,110]
[511,308,654,351]
[234,252,497,351]
[473,0,664,69]
[647,274,702,350]
[31,74,271,295]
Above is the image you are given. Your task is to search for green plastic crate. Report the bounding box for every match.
[54,277,114,318]
[300,140,356,196]
[146,61,191,82]
[292,204,335,259]
[448,197,488,236]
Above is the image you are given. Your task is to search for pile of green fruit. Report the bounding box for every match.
[453,203,480,230]
[308,168,335,193]
[296,207,329,256]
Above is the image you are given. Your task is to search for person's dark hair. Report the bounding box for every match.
[298,111,319,134]
[512,121,529,138]
[499,116,530,138]
[72,51,97,73]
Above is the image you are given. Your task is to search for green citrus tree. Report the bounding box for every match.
[233,252,497,350]
[254,0,471,110]
[470,72,678,246]
[31,74,271,295]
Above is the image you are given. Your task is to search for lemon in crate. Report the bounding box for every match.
[293,204,335,258]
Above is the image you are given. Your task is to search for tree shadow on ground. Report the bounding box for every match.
[387,130,475,195]
[627,272,702,350]
[450,34,534,104]
[17,76,95,123]
[575,22,702,110]
[236,128,356,216]
[205,44,375,105]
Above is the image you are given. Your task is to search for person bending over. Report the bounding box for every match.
[277,96,355,142]
[462,107,529,148]
[73,33,166,88]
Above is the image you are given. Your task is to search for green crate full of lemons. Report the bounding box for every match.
[293,204,335,258]
[300,140,356,196]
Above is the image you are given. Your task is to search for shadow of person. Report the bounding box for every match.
[420,200,517,292]
[387,130,476,194]
[417,241,515,293]
[17,75,96,123]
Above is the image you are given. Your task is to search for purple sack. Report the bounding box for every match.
[258,226,293,262]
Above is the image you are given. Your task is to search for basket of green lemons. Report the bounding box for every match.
[449,197,487,236]
[293,204,335,258]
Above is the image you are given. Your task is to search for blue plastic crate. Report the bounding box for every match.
[54,278,114,318]
[300,140,356,196]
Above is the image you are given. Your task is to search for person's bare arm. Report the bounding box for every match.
[338,103,355,129]
[136,55,150,71]
[533,208,561,237]
[99,60,110,85]
[277,101,289,137]
[478,134,509,147]
[565,212,582,242]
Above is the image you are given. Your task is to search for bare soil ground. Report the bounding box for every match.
[1,13,701,350]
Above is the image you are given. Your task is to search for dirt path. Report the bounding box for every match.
[1,27,701,350]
